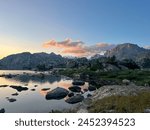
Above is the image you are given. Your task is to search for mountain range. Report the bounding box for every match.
[0,43,150,70]
[0,52,66,70]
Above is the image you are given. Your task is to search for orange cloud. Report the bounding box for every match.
[43,38,115,57]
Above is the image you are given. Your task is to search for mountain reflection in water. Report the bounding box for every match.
[0,70,90,113]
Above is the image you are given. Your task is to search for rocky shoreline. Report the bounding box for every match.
[76,83,150,113]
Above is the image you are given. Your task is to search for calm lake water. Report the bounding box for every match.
[0,70,89,113]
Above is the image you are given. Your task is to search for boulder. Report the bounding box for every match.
[6,97,17,102]
[34,85,38,87]
[45,87,69,100]
[87,93,92,97]
[144,109,150,113]
[12,93,19,96]
[0,108,5,113]
[68,92,74,97]
[65,94,84,104]
[68,85,81,92]
[104,64,120,71]
[9,85,28,92]
[72,80,85,86]
[122,79,130,85]
[88,85,96,91]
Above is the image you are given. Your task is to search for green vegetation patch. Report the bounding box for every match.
[88,91,150,113]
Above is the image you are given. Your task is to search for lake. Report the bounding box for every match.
[0,70,90,113]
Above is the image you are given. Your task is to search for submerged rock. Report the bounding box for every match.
[0,85,8,88]
[41,88,50,91]
[9,85,28,92]
[31,89,36,91]
[45,87,69,100]
[34,85,38,87]
[65,94,84,104]
[0,108,5,113]
[12,93,19,96]
[5,74,13,78]
[72,80,85,86]
[68,85,81,92]
[6,97,17,102]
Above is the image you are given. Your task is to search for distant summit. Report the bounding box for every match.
[105,43,150,61]
[90,54,105,59]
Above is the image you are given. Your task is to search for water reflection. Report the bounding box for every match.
[7,74,62,84]
[0,70,90,113]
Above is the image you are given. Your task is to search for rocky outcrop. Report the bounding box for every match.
[92,84,150,100]
[76,84,150,113]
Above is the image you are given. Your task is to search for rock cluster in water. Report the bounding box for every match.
[65,80,91,104]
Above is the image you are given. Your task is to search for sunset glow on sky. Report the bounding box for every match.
[0,0,150,59]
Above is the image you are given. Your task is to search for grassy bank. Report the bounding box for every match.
[88,91,150,113]
[59,68,150,86]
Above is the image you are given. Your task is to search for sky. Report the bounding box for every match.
[0,0,150,59]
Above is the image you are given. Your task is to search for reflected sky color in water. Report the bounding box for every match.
[0,70,89,113]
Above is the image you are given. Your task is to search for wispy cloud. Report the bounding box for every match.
[43,38,115,57]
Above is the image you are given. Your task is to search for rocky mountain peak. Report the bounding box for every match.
[105,43,150,61]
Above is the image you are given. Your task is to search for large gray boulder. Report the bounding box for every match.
[45,87,69,100]
[65,94,84,104]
